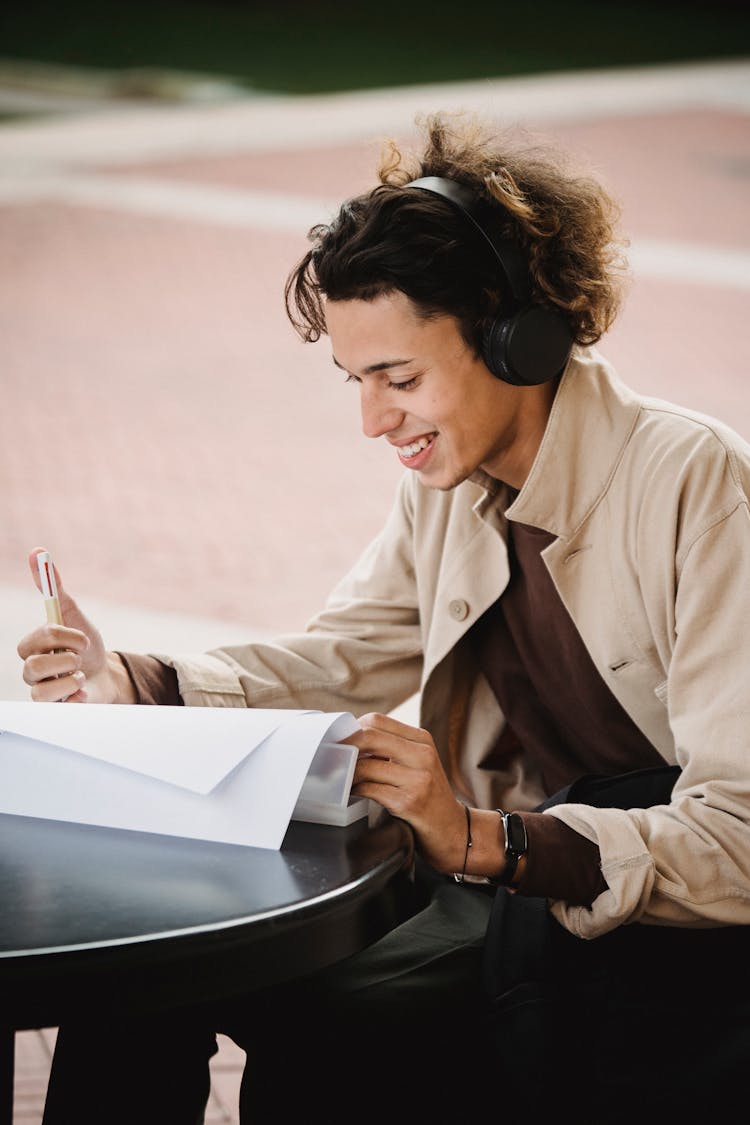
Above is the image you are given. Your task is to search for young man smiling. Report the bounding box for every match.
[327,290,555,491]
[19,112,750,1122]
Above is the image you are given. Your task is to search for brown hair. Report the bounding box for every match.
[285,112,629,352]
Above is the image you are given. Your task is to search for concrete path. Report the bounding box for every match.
[2,57,749,1122]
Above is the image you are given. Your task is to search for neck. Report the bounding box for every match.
[489,377,560,490]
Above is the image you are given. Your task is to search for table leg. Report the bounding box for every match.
[0,1028,14,1125]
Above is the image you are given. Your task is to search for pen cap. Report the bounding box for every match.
[37,552,63,624]
[36,551,58,601]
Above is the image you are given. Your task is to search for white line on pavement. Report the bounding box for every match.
[0,59,747,165]
[2,171,748,290]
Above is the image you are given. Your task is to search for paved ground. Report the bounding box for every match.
[2,56,749,1122]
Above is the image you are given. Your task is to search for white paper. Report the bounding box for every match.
[0,701,364,850]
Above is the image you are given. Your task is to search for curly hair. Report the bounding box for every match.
[285,112,629,351]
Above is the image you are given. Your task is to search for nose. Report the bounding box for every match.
[359,385,405,439]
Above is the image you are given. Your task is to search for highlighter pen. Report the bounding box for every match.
[37,551,63,625]
[37,550,70,700]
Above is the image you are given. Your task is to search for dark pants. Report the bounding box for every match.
[43,864,495,1123]
[483,765,750,1123]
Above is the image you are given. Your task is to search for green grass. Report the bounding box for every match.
[1,0,749,95]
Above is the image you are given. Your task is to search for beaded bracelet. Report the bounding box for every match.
[453,804,472,884]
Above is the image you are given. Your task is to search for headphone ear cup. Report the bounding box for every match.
[482,306,574,386]
[481,317,514,382]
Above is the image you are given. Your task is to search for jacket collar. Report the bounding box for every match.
[493,347,642,540]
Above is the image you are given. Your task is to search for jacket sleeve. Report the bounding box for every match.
[547,498,750,936]
[149,474,425,715]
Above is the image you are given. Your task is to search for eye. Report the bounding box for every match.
[344,373,418,390]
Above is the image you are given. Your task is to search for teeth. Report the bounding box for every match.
[398,436,433,459]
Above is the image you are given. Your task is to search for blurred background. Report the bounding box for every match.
[2,4,749,1121]
[1,0,749,97]
[1,0,748,694]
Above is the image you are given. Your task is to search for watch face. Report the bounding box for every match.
[506,814,527,854]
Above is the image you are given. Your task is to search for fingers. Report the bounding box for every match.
[354,754,415,792]
[358,712,432,741]
[29,669,87,703]
[349,713,438,808]
[344,712,433,759]
[22,646,82,684]
[17,625,90,662]
[18,625,90,702]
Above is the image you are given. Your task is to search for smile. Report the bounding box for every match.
[397,434,436,462]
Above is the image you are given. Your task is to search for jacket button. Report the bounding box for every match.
[448,599,469,621]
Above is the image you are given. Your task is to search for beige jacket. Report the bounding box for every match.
[158,348,750,938]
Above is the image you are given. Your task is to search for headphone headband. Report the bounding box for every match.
[405,176,531,305]
[403,175,574,386]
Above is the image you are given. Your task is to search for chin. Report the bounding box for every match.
[418,467,469,492]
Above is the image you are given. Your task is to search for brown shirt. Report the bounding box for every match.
[470,517,665,905]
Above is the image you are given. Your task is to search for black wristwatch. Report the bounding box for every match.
[493,810,528,887]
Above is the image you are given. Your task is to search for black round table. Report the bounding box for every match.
[0,810,415,1122]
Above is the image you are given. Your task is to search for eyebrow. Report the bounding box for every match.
[332,356,415,375]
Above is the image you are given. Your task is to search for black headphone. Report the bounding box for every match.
[405,176,574,386]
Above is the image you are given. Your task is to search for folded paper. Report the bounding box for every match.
[0,701,368,850]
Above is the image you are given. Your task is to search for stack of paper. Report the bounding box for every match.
[0,701,370,850]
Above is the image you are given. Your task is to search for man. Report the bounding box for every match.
[19,112,750,1122]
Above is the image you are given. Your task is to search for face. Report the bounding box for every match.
[325,291,550,491]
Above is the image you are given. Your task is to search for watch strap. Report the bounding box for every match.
[492,809,528,887]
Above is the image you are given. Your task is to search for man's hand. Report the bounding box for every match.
[17,547,135,704]
[346,712,469,875]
